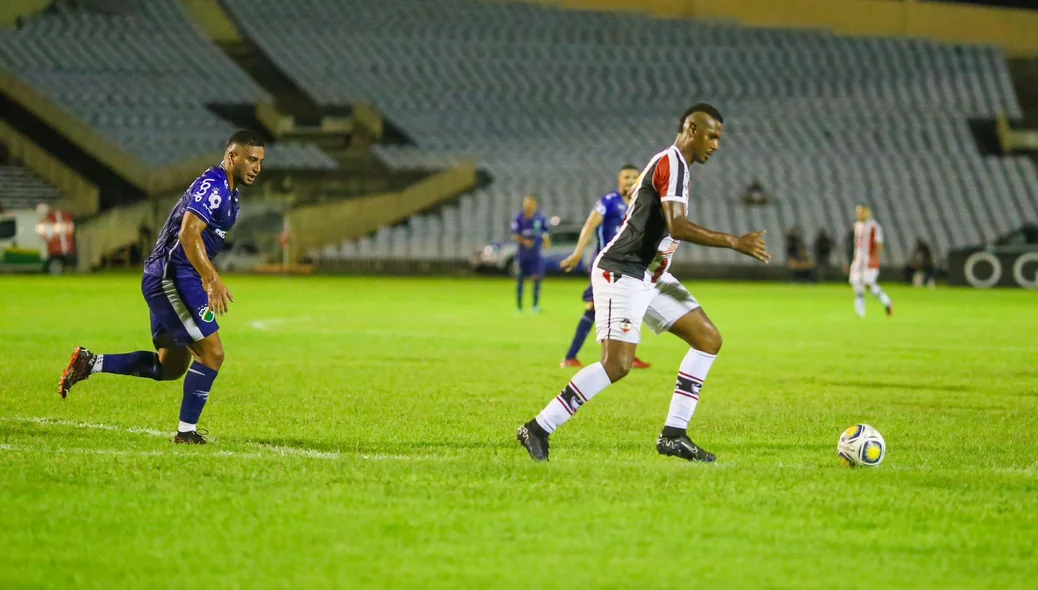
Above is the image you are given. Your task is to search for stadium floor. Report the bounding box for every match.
[2,274,1035,588]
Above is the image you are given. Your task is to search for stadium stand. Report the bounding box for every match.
[0,0,336,170]
[0,162,62,211]
[222,0,1038,267]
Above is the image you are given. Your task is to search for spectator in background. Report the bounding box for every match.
[843,228,855,275]
[994,222,1038,246]
[905,238,935,288]
[785,227,814,283]
[741,178,770,206]
[814,229,833,277]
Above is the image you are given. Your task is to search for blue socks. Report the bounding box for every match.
[96,353,219,431]
[533,278,542,309]
[179,362,218,427]
[565,310,595,360]
[517,275,526,310]
[100,351,163,381]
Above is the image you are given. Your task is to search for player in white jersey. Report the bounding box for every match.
[516,104,770,463]
[849,205,893,317]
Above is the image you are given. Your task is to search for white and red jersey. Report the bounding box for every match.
[852,219,883,269]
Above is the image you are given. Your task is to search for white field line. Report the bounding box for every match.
[248,316,312,331]
[1,416,168,437]
[0,443,277,460]
[0,416,338,459]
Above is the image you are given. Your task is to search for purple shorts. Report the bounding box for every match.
[581,282,594,303]
[517,255,544,277]
[142,273,219,349]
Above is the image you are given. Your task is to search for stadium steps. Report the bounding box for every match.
[287,160,478,264]
[0,0,50,26]
[177,0,243,44]
[1008,59,1038,128]
[1005,58,1038,173]
[212,11,385,150]
[210,18,393,188]
[218,38,321,123]
[0,162,61,212]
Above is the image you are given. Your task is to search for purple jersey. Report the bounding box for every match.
[144,166,240,279]
[511,212,549,256]
[592,191,629,257]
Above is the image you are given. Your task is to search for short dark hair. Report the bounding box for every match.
[226,130,265,149]
[678,103,723,131]
[620,163,639,172]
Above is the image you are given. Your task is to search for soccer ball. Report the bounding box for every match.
[837,424,886,467]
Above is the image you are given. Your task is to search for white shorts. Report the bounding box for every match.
[849,263,880,289]
[591,269,701,344]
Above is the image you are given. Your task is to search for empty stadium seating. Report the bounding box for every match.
[0,163,61,211]
[219,0,1038,266]
[0,0,336,170]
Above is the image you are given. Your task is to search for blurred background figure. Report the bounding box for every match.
[510,195,550,313]
[740,178,770,206]
[849,205,893,317]
[813,229,833,279]
[785,227,815,283]
[905,238,936,288]
[843,228,855,276]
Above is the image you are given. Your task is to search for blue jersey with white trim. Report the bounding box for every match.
[143,166,240,279]
[592,191,628,258]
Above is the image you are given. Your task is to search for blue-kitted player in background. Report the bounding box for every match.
[58,130,265,444]
[511,195,551,312]
[559,165,651,369]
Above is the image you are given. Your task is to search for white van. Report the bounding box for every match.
[0,207,77,275]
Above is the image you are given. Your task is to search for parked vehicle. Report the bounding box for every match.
[0,207,77,274]
[471,223,594,276]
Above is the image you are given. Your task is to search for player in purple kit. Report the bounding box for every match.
[559,165,650,370]
[511,195,551,312]
[58,130,265,444]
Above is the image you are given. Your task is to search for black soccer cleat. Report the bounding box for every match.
[173,430,208,445]
[58,346,97,398]
[517,420,550,462]
[657,434,716,463]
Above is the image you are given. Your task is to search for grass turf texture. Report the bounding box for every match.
[1,274,1036,589]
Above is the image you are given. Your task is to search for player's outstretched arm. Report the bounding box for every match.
[560,210,604,272]
[180,211,234,315]
[662,201,770,264]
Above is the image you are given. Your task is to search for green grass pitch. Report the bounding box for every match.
[1,274,1036,589]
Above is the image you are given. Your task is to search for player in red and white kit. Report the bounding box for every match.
[516,104,770,463]
[849,205,893,318]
